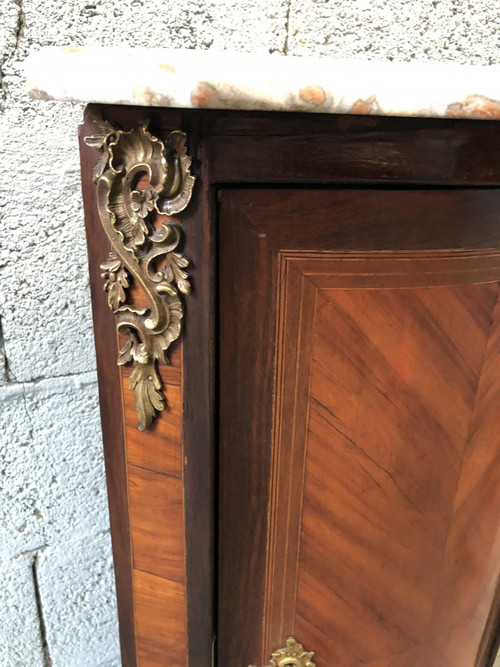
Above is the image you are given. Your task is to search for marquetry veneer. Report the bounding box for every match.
[79,107,500,666]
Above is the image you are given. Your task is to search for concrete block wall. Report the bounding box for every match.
[0,1,499,665]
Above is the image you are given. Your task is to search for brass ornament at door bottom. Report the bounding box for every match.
[250,637,316,667]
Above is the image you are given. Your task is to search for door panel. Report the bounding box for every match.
[218,189,500,666]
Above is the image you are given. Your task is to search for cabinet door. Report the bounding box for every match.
[218,188,500,666]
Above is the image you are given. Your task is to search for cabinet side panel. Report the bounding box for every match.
[94,107,215,667]
[79,105,193,666]
[133,569,188,666]
[79,106,137,666]
[115,188,189,662]
[124,347,183,476]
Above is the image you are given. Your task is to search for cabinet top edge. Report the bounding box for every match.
[25,46,500,122]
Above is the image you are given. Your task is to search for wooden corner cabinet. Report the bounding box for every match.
[79,106,500,667]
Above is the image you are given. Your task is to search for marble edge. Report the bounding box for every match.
[24,46,500,120]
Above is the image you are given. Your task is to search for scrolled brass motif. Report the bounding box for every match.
[85,120,195,429]
[251,637,316,667]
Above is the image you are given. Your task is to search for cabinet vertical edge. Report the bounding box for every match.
[79,104,137,666]
[180,115,215,667]
[79,105,215,666]
[476,577,500,667]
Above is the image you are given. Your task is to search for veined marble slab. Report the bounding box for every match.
[25,46,500,120]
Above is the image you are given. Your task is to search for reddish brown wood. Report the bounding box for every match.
[81,106,500,667]
[218,188,500,666]
[176,134,216,667]
[293,280,499,666]
[81,105,196,666]
[99,106,216,666]
[190,110,500,186]
[423,294,500,666]
[218,201,277,664]
[477,578,500,666]
[262,260,317,658]
[217,188,500,253]
[123,357,183,478]
[128,464,185,582]
[133,569,188,666]
[79,106,137,666]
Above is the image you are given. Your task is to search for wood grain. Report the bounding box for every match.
[422,295,500,666]
[84,105,215,667]
[79,106,137,665]
[294,280,499,665]
[221,188,500,254]
[123,353,183,478]
[263,260,317,658]
[477,578,500,666]
[218,200,276,666]
[82,106,500,667]
[128,464,185,582]
[194,111,500,185]
[218,188,500,666]
[133,569,188,666]
[177,136,216,667]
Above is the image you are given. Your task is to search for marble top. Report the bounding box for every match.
[25,46,500,120]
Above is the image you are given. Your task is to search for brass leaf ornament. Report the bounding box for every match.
[251,637,316,667]
[85,121,195,429]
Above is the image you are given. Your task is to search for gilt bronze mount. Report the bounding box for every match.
[85,121,195,429]
[251,637,316,667]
